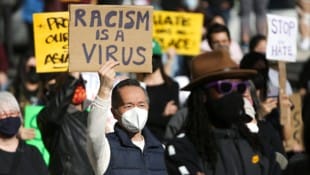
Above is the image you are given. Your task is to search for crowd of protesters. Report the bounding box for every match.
[1,0,310,175]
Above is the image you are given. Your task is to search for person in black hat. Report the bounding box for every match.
[165,49,282,175]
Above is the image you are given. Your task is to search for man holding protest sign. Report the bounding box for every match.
[87,60,167,175]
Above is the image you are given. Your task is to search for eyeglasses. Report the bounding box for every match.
[205,80,249,95]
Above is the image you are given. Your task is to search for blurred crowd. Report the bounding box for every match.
[0,0,310,175]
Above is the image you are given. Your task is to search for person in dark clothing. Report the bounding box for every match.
[165,49,281,175]
[37,72,94,175]
[87,60,167,175]
[240,52,293,143]
[298,57,310,97]
[0,91,48,175]
[136,40,179,143]
[202,0,234,24]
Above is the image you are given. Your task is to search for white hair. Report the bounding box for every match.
[0,91,21,115]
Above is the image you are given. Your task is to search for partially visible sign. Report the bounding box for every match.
[33,12,69,73]
[266,14,297,62]
[153,10,203,56]
[284,93,304,151]
[24,105,50,165]
[69,5,153,72]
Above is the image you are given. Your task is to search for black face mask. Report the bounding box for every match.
[26,66,40,84]
[43,84,57,103]
[205,92,245,128]
[0,117,21,138]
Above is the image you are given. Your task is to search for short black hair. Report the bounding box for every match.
[206,23,231,49]
[111,79,148,108]
[249,34,266,52]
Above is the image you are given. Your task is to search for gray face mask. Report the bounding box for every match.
[121,107,148,133]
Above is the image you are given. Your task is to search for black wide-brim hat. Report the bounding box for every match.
[182,49,257,91]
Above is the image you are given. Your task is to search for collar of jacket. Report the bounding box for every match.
[114,123,163,150]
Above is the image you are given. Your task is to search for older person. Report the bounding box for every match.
[0,91,48,175]
[87,60,167,175]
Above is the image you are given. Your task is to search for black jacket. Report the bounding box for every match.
[37,76,94,175]
[105,124,167,175]
[165,128,281,175]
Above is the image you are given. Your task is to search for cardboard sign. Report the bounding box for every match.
[33,12,69,73]
[284,93,304,151]
[24,105,50,165]
[69,5,153,72]
[153,11,203,56]
[266,14,297,62]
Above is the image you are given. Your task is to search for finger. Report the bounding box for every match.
[98,60,119,74]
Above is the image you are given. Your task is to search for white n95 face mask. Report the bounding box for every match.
[121,107,148,133]
[246,122,259,133]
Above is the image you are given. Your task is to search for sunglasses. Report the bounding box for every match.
[205,80,249,95]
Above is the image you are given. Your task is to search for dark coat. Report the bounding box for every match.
[37,76,94,175]
[165,128,281,175]
[105,124,167,175]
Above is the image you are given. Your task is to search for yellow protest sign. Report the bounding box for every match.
[153,10,203,56]
[69,5,153,72]
[33,12,69,73]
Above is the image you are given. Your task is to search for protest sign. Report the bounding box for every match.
[266,14,298,62]
[69,5,153,72]
[153,10,203,55]
[33,12,69,73]
[284,93,304,151]
[24,105,50,165]
[266,14,298,127]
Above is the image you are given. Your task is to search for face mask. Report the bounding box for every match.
[26,66,40,84]
[72,85,86,105]
[206,92,245,128]
[0,117,21,138]
[246,122,259,133]
[243,98,255,119]
[243,98,259,133]
[121,107,148,133]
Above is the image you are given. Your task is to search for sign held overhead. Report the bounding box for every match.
[266,14,298,62]
[153,10,203,56]
[33,12,69,73]
[69,5,153,72]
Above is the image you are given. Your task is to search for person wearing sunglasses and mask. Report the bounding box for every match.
[0,91,48,175]
[87,60,167,175]
[165,49,281,175]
